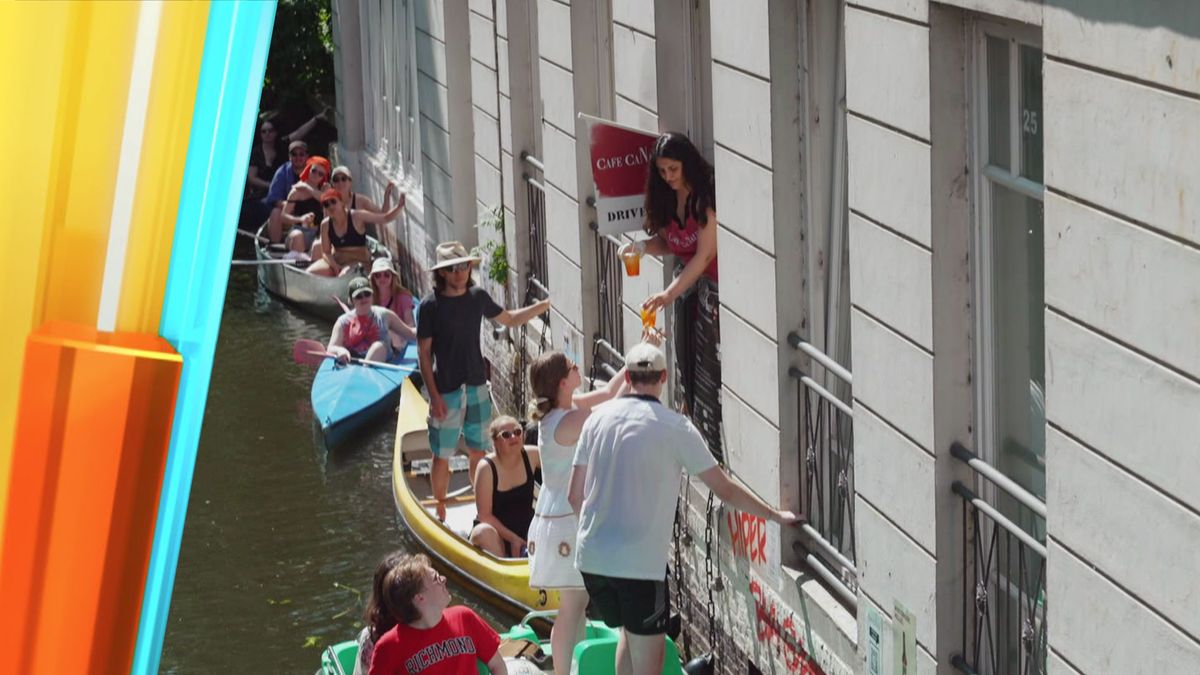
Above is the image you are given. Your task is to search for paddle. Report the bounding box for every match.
[331,294,351,313]
[231,259,297,266]
[237,228,271,244]
[292,339,411,372]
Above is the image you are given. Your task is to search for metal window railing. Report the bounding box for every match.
[950,442,1048,675]
[786,332,857,609]
[591,225,625,376]
[521,152,549,291]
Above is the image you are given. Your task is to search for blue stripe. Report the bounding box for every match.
[133,3,276,674]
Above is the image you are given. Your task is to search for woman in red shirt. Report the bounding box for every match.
[621,132,723,458]
[368,554,506,675]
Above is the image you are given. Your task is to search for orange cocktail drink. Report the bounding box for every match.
[621,248,641,276]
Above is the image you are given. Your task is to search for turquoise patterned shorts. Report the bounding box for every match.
[428,384,492,458]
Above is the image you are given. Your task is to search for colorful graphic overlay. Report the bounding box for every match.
[0,1,275,672]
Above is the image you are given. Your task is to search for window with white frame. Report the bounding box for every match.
[359,0,421,189]
[972,22,1045,531]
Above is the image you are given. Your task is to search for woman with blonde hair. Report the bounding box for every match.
[369,258,415,351]
[524,351,628,675]
[468,416,542,559]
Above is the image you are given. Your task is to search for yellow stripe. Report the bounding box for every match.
[0,1,140,559]
[116,1,211,333]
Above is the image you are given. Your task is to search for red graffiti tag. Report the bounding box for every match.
[727,511,768,564]
[750,580,824,675]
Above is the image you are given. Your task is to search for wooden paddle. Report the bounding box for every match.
[291,338,410,372]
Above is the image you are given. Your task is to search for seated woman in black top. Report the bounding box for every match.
[469,416,542,558]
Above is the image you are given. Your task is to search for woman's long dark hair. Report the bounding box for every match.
[364,551,408,641]
[643,132,715,236]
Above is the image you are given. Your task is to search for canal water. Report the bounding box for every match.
[160,268,505,674]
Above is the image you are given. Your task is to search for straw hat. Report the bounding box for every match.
[430,241,481,270]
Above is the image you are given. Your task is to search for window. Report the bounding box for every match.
[972,23,1045,529]
[359,0,421,189]
[953,20,1048,675]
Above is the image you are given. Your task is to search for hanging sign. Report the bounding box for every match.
[893,601,916,675]
[865,605,884,675]
[580,113,659,235]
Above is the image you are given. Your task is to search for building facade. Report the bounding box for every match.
[329,1,1200,673]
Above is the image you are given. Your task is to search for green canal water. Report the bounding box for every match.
[160,268,505,673]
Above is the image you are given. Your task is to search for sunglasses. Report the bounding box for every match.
[447,262,471,273]
[352,290,373,300]
[494,429,523,440]
[322,200,339,208]
[331,175,350,183]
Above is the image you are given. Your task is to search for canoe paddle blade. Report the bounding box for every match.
[292,339,330,367]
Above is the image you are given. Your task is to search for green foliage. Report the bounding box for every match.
[262,0,335,111]
[472,207,511,286]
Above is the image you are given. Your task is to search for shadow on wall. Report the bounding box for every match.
[1045,0,1200,36]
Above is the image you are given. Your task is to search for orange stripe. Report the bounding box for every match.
[0,340,73,672]
[1,323,180,673]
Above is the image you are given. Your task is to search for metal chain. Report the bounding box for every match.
[704,491,720,666]
[672,475,685,621]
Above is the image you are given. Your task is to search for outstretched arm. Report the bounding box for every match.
[494,298,551,328]
[351,193,405,224]
[644,208,717,312]
[696,466,802,525]
[283,111,323,142]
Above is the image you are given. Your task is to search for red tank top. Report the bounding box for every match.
[662,214,719,281]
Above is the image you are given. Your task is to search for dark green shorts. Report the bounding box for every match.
[581,571,670,636]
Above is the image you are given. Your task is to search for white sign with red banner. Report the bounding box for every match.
[580,113,659,235]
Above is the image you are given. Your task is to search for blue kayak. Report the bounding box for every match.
[311,340,418,448]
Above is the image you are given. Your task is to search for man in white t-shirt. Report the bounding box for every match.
[567,341,801,675]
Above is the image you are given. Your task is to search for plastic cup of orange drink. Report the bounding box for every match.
[640,306,657,330]
[622,248,642,276]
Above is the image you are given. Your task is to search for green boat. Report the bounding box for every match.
[318,610,684,674]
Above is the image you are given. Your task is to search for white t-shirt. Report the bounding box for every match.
[572,394,718,580]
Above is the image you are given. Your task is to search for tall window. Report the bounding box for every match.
[973,23,1045,528]
[360,0,421,188]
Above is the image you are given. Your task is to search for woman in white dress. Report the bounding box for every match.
[525,352,627,675]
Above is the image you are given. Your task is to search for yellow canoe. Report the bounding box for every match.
[391,378,561,617]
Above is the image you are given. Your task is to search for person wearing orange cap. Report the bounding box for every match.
[307,188,407,277]
[281,156,331,254]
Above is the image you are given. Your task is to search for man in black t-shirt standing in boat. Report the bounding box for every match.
[417,241,551,521]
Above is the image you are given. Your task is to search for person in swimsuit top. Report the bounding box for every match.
[468,416,542,559]
[524,350,631,675]
[307,189,406,277]
[369,258,415,351]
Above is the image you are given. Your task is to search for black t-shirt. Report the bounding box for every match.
[417,286,503,392]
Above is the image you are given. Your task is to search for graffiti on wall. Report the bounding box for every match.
[728,510,769,564]
[726,509,781,587]
[750,578,825,675]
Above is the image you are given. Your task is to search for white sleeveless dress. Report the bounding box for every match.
[527,409,585,589]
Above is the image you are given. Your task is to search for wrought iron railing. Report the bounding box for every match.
[950,442,1048,675]
[673,280,724,462]
[592,226,625,375]
[786,332,857,608]
[521,152,549,291]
